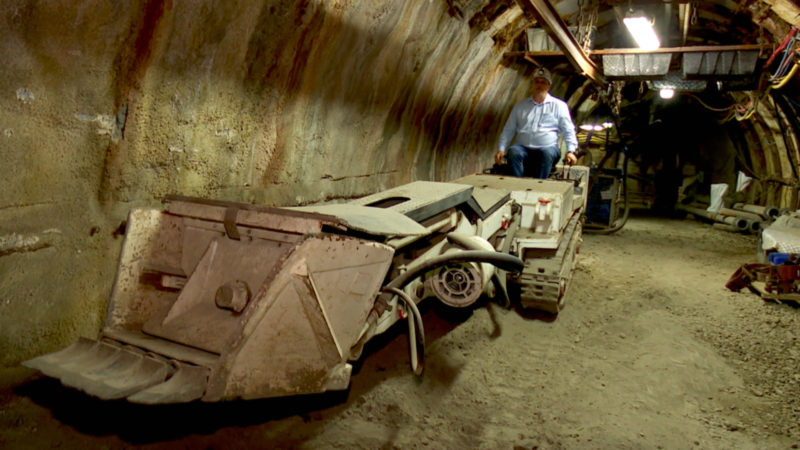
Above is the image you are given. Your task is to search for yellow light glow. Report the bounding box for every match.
[580,123,614,131]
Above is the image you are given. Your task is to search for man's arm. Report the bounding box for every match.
[557,102,579,164]
[496,102,520,164]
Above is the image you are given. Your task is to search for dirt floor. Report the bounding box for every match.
[1,212,799,449]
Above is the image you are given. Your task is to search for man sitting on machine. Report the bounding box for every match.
[493,66,578,178]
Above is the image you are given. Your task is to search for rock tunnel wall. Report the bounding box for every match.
[0,0,535,375]
[101,0,535,205]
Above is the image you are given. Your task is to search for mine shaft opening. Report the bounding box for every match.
[619,95,741,216]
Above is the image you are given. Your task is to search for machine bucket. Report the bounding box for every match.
[24,196,397,403]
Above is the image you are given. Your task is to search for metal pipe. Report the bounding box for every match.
[677,204,715,220]
[733,203,780,219]
[716,214,749,230]
[677,204,750,230]
[679,3,691,46]
[718,207,764,222]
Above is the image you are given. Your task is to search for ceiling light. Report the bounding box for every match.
[659,88,675,99]
[623,14,660,51]
[580,122,614,132]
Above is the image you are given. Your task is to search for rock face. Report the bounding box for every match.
[99,0,534,205]
[0,1,533,374]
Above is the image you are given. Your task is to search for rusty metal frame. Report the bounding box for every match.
[515,0,605,85]
[508,44,764,57]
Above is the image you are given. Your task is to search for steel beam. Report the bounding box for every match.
[515,0,605,85]
[507,44,764,57]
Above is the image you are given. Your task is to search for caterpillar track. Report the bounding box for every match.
[515,211,583,313]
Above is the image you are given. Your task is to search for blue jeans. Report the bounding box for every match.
[506,145,561,179]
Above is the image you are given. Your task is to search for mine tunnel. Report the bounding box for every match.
[2,1,800,448]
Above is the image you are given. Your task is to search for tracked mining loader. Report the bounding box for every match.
[23,165,588,403]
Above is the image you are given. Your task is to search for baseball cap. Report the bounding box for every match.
[533,67,552,85]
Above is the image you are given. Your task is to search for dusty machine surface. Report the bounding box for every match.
[24,166,588,404]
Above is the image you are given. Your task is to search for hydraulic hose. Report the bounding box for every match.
[445,233,511,308]
[384,250,524,292]
[383,286,425,376]
[349,251,523,362]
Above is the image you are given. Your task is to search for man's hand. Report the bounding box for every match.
[566,152,577,166]
[495,150,506,166]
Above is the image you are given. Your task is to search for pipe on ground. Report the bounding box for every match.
[677,204,750,231]
[732,203,780,219]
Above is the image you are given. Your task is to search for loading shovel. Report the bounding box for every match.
[25,196,407,403]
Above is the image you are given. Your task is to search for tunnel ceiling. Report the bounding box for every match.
[555,0,785,47]
[506,0,799,96]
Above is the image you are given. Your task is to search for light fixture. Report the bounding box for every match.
[659,88,675,99]
[580,122,614,131]
[623,12,660,50]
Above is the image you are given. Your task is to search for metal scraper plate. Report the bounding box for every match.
[127,362,208,404]
[23,338,173,400]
